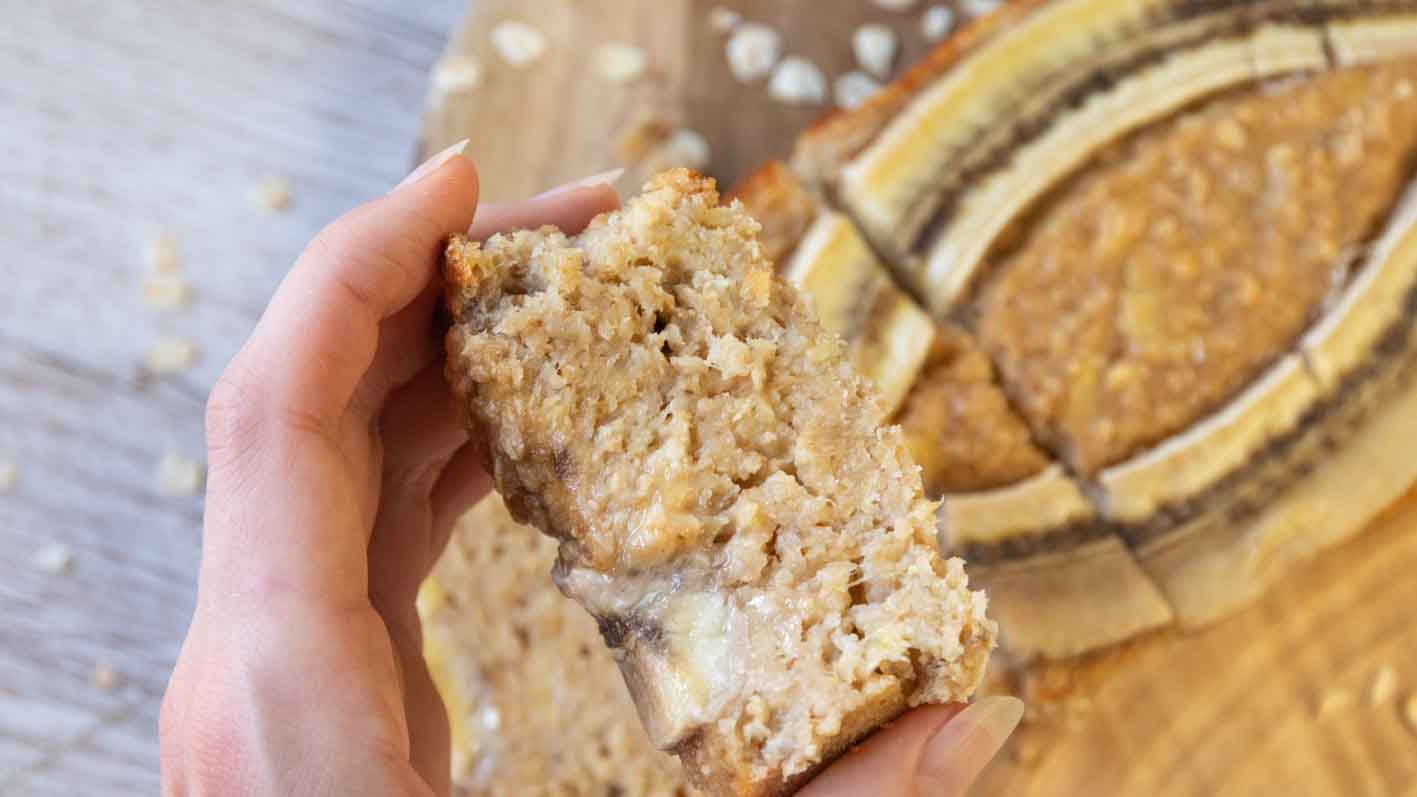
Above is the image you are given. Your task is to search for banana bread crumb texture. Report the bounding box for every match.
[443,170,995,796]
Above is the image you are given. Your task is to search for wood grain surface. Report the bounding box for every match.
[422,1,1417,794]
[0,2,466,793]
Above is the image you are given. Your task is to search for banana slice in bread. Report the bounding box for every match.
[442,170,995,797]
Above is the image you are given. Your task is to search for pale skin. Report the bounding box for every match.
[159,144,1023,796]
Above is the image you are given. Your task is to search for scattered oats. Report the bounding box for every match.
[854,24,898,80]
[768,56,827,106]
[252,175,292,212]
[490,21,547,68]
[1405,694,1417,734]
[1397,80,1414,99]
[432,54,482,95]
[32,544,73,575]
[0,461,16,492]
[872,0,918,10]
[145,338,199,375]
[961,0,1002,17]
[645,129,711,172]
[147,232,181,273]
[92,663,119,692]
[1317,688,1355,717]
[594,42,648,83]
[142,272,191,309]
[708,6,742,33]
[158,452,206,497]
[1370,666,1399,706]
[725,23,782,83]
[922,5,956,41]
[835,71,883,110]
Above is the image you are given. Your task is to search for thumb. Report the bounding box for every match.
[800,697,1024,797]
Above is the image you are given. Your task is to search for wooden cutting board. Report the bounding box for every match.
[419,2,1417,793]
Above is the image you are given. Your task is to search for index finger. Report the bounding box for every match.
[235,145,480,434]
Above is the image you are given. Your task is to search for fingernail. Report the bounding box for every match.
[534,168,625,199]
[398,138,471,189]
[915,696,1024,797]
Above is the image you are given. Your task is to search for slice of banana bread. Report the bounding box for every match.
[442,169,996,797]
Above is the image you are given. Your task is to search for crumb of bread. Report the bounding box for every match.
[443,170,995,796]
[0,461,16,492]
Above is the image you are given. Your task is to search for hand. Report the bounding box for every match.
[158,144,1022,796]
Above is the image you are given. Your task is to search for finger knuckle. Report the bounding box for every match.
[205,359,267,470]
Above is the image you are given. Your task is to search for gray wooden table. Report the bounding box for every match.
[0,3,469,792]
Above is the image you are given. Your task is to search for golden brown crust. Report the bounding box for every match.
[727,161,820,268]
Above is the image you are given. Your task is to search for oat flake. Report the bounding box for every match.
[32,544,73,575]
[92,663,119,692]
[922,6,956,41]
[158,452,206,497]
[835,71,883,110]
[769,56,827,106]
[145,338,200,375]
[253,176,292,212]
[142,272,191,310]
[854,24,898,80]
[708,6,742,33]
[433,55,482,95]
[491,21,548,68]
[1370,665,1399,705]
[726,23,781,83]
[147,233,180,274]
[594,42,648,83]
